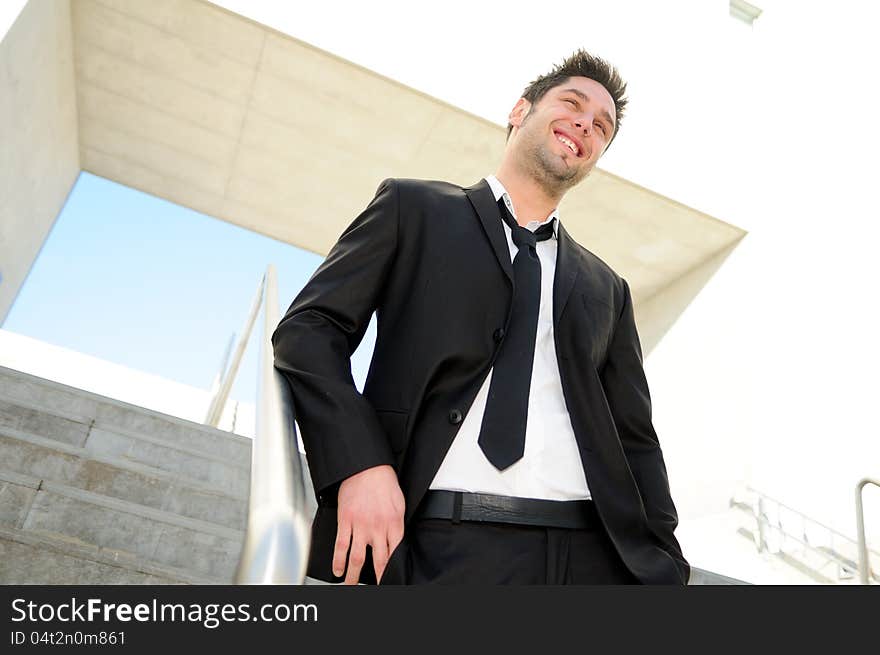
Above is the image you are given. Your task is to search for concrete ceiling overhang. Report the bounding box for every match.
[70,0,746,352]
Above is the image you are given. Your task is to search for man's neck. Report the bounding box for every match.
[493,164,563,227]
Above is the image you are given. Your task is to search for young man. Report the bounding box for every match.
[272,49,690,585]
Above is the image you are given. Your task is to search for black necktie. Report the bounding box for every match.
[477,197,555,470]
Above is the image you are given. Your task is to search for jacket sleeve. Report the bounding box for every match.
[599,278,690,581]
[271,179,399,503]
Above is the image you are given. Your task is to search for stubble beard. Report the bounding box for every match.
[517,119,591,197]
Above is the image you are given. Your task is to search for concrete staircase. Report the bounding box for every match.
[0,365,251,584]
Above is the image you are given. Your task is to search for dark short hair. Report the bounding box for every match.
[507,49,628,148]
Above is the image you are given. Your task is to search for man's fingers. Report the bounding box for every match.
[372,539,389,584]
[332,519,352,578]
[388,523,405,554]
[333,467,406,584]
[344,534,367,585]
[378,522,406,584]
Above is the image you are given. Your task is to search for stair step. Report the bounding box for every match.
[0,396,91,447]
[0,525,213,584]
[0,366,101,424]
[1,478,244,581]
[0,430,248,529]
[83,425,250,492]
[0,390,252,467]
[0,411,251,495]
[0,470,39,529]
[0,366,251,462]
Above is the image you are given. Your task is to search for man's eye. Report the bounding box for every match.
[565,99,577,106]
[595,122,606,135]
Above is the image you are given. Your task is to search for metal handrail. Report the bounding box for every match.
[754,505,858,581]
[229,265,311,584]
[746,485,873,551]
[205,274,265,426]
[856,477,879,585]
[206,334,235,413]
[740,485,879,583]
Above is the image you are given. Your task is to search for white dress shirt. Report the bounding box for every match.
[428,175,591,501]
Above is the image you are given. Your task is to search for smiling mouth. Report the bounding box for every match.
[553,131,581,157]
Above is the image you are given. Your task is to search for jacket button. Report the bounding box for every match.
[448,409,463,424]
[493,328,505,343]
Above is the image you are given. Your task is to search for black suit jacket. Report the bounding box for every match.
[272,177,690,585]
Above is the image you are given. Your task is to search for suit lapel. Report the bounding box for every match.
[464,179,514,284]
[554,222,580,327]
[464,178,580,324]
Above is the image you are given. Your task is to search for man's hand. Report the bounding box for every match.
[333,464,405,584]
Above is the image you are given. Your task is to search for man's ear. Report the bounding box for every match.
[508,98,531,131]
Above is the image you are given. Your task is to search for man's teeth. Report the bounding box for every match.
[556,133,578,155]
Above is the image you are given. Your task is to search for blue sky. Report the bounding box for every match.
[2,172,377,404]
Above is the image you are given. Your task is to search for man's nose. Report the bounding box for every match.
[574,113,594,136]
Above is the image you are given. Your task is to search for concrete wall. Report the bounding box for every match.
[0,0,79,324]
[644,1,880,559]
[647,235,758,519]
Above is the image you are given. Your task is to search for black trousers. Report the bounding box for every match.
[379,516,641,585]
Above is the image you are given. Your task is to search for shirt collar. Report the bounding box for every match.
[485,175,559,239]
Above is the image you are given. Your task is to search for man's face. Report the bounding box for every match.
[508,76,616,194]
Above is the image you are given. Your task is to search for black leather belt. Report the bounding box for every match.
[416,490,599,530]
